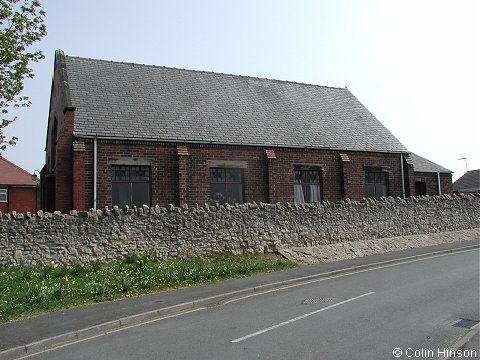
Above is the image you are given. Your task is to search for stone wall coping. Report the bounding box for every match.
[1,193,478,222]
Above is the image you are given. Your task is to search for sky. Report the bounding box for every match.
[2,0,479,181]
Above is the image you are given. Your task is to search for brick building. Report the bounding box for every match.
[0,156,39,213]
[409,153,452,196]
[42,50,452,213]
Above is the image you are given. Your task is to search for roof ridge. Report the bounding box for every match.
[0,156,37,179]
[63,53,349,91]
[456,169,480,180]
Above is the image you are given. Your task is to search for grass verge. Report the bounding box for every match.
[0,253,297,322]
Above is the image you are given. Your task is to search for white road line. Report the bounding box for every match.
[231,291,375,343]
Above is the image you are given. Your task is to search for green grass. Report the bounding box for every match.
[0,253,297,322]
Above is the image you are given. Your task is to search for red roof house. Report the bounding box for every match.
[0,156,39,213]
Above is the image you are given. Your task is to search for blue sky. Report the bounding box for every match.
[2,0,479,180]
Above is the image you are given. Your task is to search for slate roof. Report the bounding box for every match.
[409,153,451,173]
[0,156,39,186]
[453,169,480,192]
[60,51,408,153]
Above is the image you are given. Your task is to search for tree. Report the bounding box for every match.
[0,0,46,151]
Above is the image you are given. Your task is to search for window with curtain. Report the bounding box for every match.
[365,171,388,198]
[294,170,321,204]
[111,166,150,207]
[210,168,243,205]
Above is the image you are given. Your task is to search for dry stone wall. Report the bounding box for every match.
[1,193,479,267]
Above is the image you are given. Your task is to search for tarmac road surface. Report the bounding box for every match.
[23,248,479,360]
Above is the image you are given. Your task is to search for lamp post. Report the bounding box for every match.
[31,170,40,181]
[458,158,468,172]
[31,170,40,212]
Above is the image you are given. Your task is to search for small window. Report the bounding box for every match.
[0,189,7,202]
[365,171,388,198]
[210,168,243,204]
[111,166,150,207]
[294,170,321,204]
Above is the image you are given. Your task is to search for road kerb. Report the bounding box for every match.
[438,323,480,360]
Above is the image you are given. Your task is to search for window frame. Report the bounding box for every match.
[293,168,322,204]
[365,170,389,198]
[209,167,244,205]
[111,165,151,208]
[0,188,7,203]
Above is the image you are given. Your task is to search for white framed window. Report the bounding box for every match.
[0,189,7,202]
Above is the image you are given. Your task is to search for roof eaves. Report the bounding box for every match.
[74,134,408,154]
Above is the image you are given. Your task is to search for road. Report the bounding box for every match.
[24,249,479,360]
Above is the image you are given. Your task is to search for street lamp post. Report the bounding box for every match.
[31,170,40,212]
[457,158,468,172]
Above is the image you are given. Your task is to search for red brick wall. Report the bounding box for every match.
[187,146,269,205]
[73,140,86,210]
[54,111,74,212]
[273,149,406,203]
[91,140,179,209]
[273,149,341,202]
[440,174,452,194]
[0,187,38,213]
[414,172,453,196]
[348,152,406,200]
[177,146,189,206]
[440,173,453,194]
[44,125,451,211]
[75,140,413,210]
[84,140,93,209]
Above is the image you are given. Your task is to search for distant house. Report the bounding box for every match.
[0,156,39,213]
[409,153,452,196]
[42,50,452,212]
[453,169,480,193]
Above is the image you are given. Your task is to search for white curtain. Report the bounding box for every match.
[309,185,321,202]
[294,184,305,204]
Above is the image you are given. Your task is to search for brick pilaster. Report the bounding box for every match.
[55,110,74,212]
[404,155,415,197]
[266,149,277,203]
[177,146,189,206]
[340,153,351,199]
[73,140,86,210]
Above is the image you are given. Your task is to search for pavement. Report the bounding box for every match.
[0,238,478,359]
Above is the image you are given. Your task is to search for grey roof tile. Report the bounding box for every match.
[410,153,452,173]
[453,169,480,192]
[64,54,408,153]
